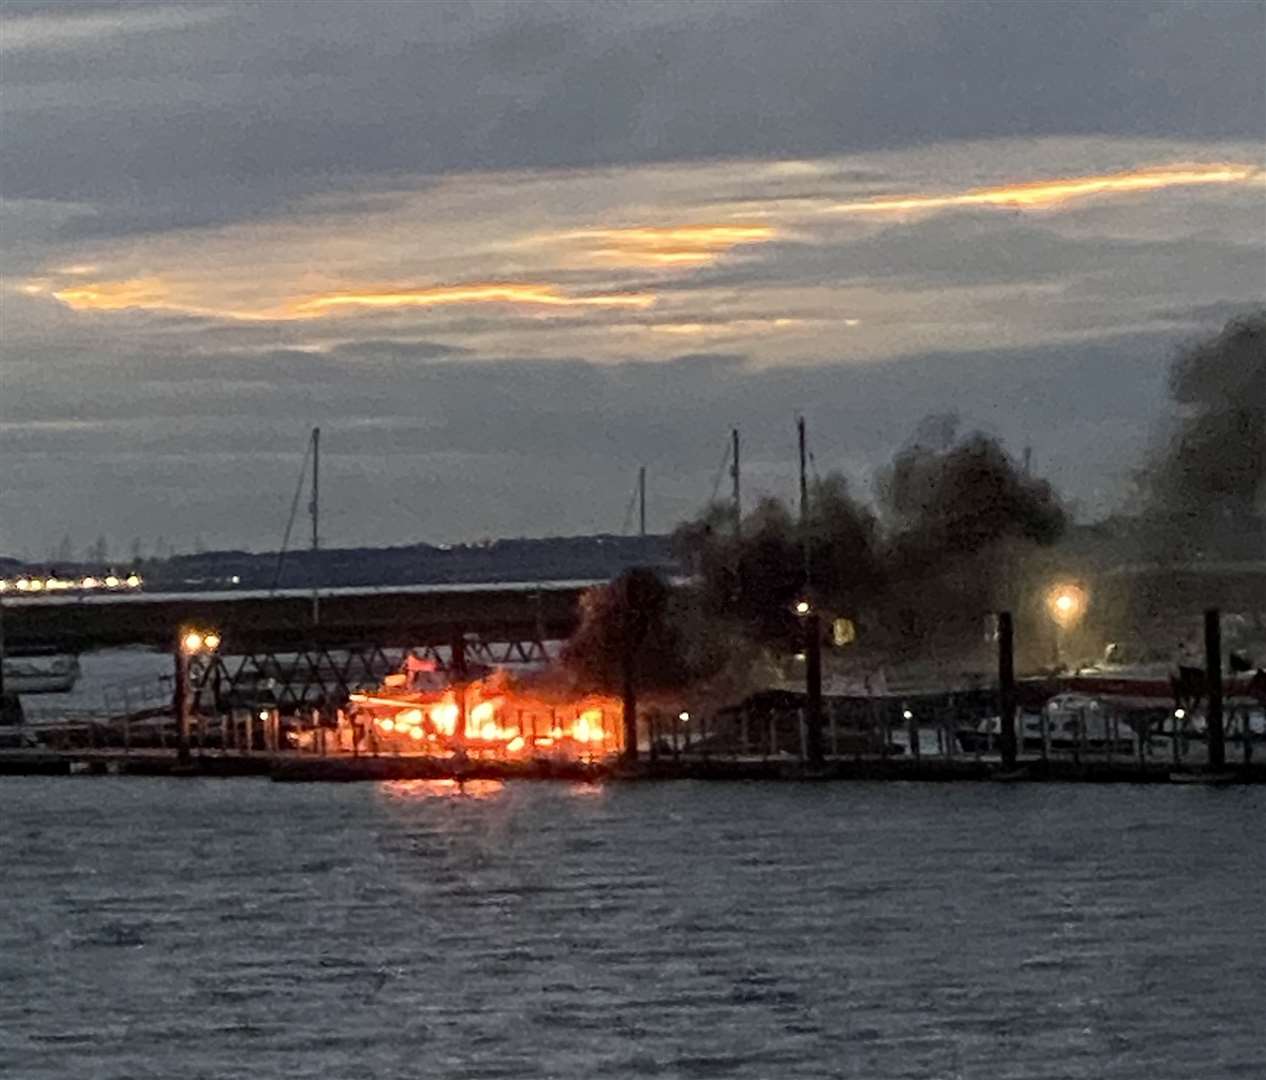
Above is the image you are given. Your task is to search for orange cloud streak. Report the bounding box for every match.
[291,282,654,313]
[827,163,1258,215]
[49,279,655,319]
[554,223,776,265]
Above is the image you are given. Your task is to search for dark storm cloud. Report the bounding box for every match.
[3,0,1263,236]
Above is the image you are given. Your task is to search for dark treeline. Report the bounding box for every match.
[566,313,1265,694]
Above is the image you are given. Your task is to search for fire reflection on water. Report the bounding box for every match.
[379,778,507,800]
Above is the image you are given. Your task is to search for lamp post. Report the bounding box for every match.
[795,597,823,769]
[175,627,220,767]
[1045,583,1088,669]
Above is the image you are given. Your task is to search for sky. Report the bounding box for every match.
[2,0,1264,559]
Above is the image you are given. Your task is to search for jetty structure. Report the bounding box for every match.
[2,423,1262,783]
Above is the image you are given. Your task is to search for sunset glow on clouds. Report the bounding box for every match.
[26,156,1262,358]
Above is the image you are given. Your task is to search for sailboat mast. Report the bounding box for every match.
[638,465,646,537]
[798,416,810,588]
[310,426,320,624]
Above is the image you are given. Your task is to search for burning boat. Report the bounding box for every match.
[346,656,624,759]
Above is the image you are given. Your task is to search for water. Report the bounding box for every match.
[1,780,1263,1080]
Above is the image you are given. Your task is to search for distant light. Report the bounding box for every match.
[81,576,98,589]
[0,580,9,592]
[125,573,142,588]
[230,575,241,585]
[408,726,425,741]
[794,652,806,662]
[104,575,120,588]
[902,709,914,721]
[678,711,690,723]
[1174,708,1186,720]
[203,632,221,651]
[28,578,44,592]
[258,709,271,722]
[182,630,203,653]
[794,600,811,616]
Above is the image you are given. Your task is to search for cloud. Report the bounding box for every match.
[0,331,1183,554]
[0,3,230,52]
[2,2,1262,237]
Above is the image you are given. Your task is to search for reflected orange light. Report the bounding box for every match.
[826,163,1257,216]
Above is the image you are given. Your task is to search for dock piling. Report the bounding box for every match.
[1205,609,1225,770]
[997,612,1017,769]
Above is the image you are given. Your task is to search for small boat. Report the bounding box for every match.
[2,654,81,694]
[1169,770,1241,786]
[959,694,1137,755]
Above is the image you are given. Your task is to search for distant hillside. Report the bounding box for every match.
[139,534,679,591]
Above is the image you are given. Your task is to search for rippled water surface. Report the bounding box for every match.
[1,779,1263,1079]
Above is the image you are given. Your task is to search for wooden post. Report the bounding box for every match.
[997,612,1017,769]
[243,709,254,755]
[829,703,838,759]
[805,612,824,768]
[174,641,191,767]
[1205,609,1225,770]
[1040,706,1051,761]
[906,706,920,765]
[620,610,638,763]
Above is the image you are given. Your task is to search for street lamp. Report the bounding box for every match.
[1046,584,1087,628]
[1045,583,1088,668]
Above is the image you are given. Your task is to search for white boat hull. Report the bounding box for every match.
[2,656,81,695]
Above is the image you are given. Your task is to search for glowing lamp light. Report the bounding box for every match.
[902,709,914,721]
[125,573,142,588]
[794,599,811,616]
[380,718,396,733]
[1174,708,1186,721]
[506,736,525,753]
[1046,583,1088,627]
[181,627,221,654]
[678,711,691,723]
[258,709,271,722]
[408,726,425,741]
[104,575,120,588]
